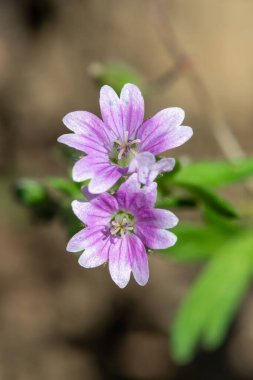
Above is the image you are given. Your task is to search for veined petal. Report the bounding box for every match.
[128,152,175,185]
[72,154,109,182]
[100,85,123,140]
[116,174,157,212]
[72,193,118,225]
[142,182,157,208]
[109,236,132,288]
[88,163,122,194]
[136,209,178,229]
[120,84,144,139]
[63,111,112,146]
[138,107,192,155]
[153,157,175,173]
[67,225,108,253]
[146,157,175,184]
[136,225,177,250]
[89,192,119,215]
[78,233,111,268]
[66,228,89,252]
[115,174,141,211]
[129,152,156,171]
[57,133,108,155]
[127,234,149,286]
[72,156,94,182]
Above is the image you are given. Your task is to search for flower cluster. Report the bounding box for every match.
[58,84,192,288]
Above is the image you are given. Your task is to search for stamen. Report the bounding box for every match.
[122,216,128,224]
[113,132,141,162]
[124,130,129,141]
[111,226,120,235]
[130,139,141,145]
[118,147,126,160]
[110,213,134,238]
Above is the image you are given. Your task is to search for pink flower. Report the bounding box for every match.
[58,84,192,193]
[67,175,178,288]
[128,151,176,185]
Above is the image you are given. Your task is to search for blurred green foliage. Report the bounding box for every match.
[171,232,253,362]
[88,61,145,95]
[14,61,253,365]
[172,158,253,187]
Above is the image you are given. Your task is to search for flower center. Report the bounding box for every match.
[110,131,140,167]
[110,212,134,238]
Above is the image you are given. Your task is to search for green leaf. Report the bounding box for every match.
[158,222,239,262]
[14,179,48,206]
[14,179,58,220]
[88,61,144,95]
[157,184,238,218]
[48,177,81,198]
[156,196,197,210]
[172,158,253,188]
[178,183,239,218]
[170,231,253,363]
[202,207,242,232]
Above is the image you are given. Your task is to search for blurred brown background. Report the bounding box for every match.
[0,0,253,379]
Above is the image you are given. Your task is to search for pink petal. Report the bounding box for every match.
[72,193,118,225]
[67,226,107,252]
[109,237,132,288]
[72,156,94,182]
[147,157,175,183]
[128,152,155,184]
[100,85,124,140]
[136,225,177,250]
[153,157,175,173]
[128,152,175,185]
[136,209,178,229]
[66,228,89,252]
[116,174,157,212]
[137,107,192,155]
[71,200,89,223]
[100,84,145,141]
[72,154,109,182]
[57,133,108,155]
[116,174,141,212]
[74,156,123,194]
[142,182,157,208]
[63,111,111,146]
[78,234,111,268]
[120,84,144,139]
[89,192,119,215]
[127,234,149,286]
[88,164,122,194]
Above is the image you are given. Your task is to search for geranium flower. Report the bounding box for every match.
[58,84,192,193]
[67,175,178,288]
[128,151,176,185]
